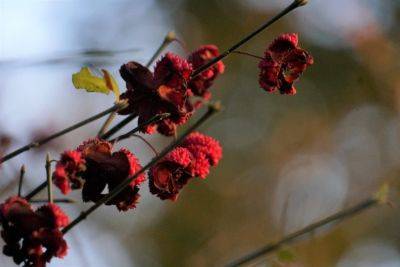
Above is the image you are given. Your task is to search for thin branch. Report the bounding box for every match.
[130,134,159,156]
[97,111,117,137]
[1,102,127,164]
[232,51,264,60]
[29,198,76,204]
[146,31,177,68]
[110,113,170,143]
[45,154,53,203]
[226,198,378,267]
[100,114,137,140]
[18,165,25,197]
[191,0,307,78]
[62,103,220,234]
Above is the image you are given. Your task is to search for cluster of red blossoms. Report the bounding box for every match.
[0,197,69,267]
[149,132,222,201]
[53,138,145,211]
[118,45,225,136]
[52,132,221,206]
[0,31,313,266]
[258,33,313,95]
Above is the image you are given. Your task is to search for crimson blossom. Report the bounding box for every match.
[258,33,313,95]
[0,197,69,267]
[187,45,225,100]
[149,132,222,201]
[118,52,194,136]
[53,138,146,211]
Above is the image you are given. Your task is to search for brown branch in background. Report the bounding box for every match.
[226,197,378,267]
[62,103,220,234]
[191,0,307,78]
[0,102,127,164]
[17,165,25,197]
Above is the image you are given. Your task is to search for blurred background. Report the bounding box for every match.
[1,0,400,266]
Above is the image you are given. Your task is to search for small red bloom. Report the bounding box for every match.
[53,139,146,211]
[188,45,225,99]
[259,33,313,95]
[119,52,194,136]
[149,147,193,201]
[52,150,85,194]
[0,197,69,266]
[181,132,222,167]
[149,132,222,200]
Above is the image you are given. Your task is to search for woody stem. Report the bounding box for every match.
[0,102,127,164]
[226,197,378,267]
[62,103,220,234]
[232,51,264,60]
[45,154,53,204]
[17,165,25,197]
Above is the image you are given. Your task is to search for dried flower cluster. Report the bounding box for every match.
[258,33,313,95]
[119,45,225,136]
[0,197,69,267]
[149,132,222,200]
[53,138,145,211]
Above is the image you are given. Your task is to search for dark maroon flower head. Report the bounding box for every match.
[149,132,222,201]
[188,45,225,99]
[149,147,193,201]
[118,52,194,136]
[0,197,69,266]
[258,33,313,95]
[67,138,146,211]
[52,150,85,195]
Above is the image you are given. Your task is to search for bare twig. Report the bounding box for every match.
[17,165,25,197]
[62,103,220,234]
[29,198,76,204]
[45,154,53,203]
[226,198,378,267]
[191,0,307,78]
[97,111,117,137]
[1,102,127,164]
[110,113,170,143]
[130,134,159,156]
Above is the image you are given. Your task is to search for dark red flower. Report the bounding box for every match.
[52,150,85,194]
[0,197,69,267]
[188,45,225,99]
[149,132,222,200]
[53,139,146,211]
[149,147,193,201]
[119,52,194,136]
[258,33,313,95]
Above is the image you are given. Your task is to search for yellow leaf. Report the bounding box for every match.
[374,182,389,204]
[72,67,110,94]
[101,69,120,101]
[72,67,120,101]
